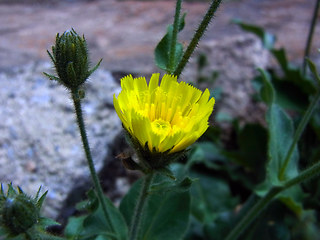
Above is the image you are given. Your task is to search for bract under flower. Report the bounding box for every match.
[113,74,215,153]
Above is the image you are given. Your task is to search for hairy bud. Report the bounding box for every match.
[2,194,38,235]
[0,184,49,238]
[44,28,102,91]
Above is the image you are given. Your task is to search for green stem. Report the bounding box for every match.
[303,0,320,76]
[168,0,182,74]
[226,160,320,240]
[279,89,320,180]
[71,91,115,234]
[173,0,222,78]
[129,172,155,240]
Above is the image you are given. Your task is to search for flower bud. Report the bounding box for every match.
[0,184,48,238]
[2,194,38,235]
[44,29,102,91]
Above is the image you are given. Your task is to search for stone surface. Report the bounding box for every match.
[184,34,270,122]
[0,62,121,218]
[0,0,318,72]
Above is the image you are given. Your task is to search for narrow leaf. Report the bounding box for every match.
[306,58,320,82]
[232,18,276,49]
[258,68,275,105]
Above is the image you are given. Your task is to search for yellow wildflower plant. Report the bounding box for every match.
[114,73,215,160]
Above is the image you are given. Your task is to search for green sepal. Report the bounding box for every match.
[43,72,60,81]
[36,190,48,209]
[88,58,103,76]
[38,217,61,228]
[123,128,187,171]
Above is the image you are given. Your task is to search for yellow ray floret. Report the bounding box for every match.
[113,74,215,153]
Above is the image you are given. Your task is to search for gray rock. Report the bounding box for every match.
[0,62,122,218]
[183,34,270,122]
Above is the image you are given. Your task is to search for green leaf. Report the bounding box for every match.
[64,216,86,239]
[278,186,305,216]
[267,104,299,183]
[154,32,183,72]
[120,175,190,240]
[186,142,227,171]
[232,18,276,50]
[271,49,316,95]
[154,14,186,72]
[65,195,128,240]
[258,68,275,105]
[239,202,291,240]
[230,123,268,177]
[75,189,99,212]
[156,167,176,180]
[82,196,128,240]
[190,172,239,224]
[306,58,320,82]
[256,104,300,204]
[271,48,289,73]
[149,177,195,194]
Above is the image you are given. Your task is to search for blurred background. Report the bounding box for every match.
[0,0,319,226]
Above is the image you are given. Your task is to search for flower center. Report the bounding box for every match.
[151,119,171,136]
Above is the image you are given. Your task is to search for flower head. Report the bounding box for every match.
[114,74,215,158]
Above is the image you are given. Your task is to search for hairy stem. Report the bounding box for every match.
[226,160,320,240]
[303,0,320,75]
[174,0,222,77]
[168,0,182,74]
[129,172,154,240]
[71,91,115,234]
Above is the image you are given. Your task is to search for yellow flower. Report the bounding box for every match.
[113,73,215,154]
